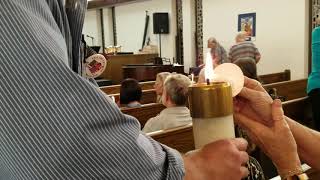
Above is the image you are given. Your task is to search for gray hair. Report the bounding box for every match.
[208,37,217,44]
[164,74,191,106]
[236,31,247,42]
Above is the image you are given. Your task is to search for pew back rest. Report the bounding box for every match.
[260,69,290,84]
[263,79,307,101]
[148,124,194,154]
[282,97,313,128]
[100,81,155,94]
[110,89,157,104]
[100,70,291,94]
[115,78,307,105]
[121,103,166,128]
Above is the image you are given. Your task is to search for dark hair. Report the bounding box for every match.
[120,78,142,105]
[234,58,260,81]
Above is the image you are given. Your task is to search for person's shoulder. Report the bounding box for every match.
[313,26,320,33]
[230,44,238,50]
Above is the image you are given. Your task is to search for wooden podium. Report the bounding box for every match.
[123,64,184,82]
[98,53,158,84]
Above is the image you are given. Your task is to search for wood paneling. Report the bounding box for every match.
[264,79,307,101]
[100,70,291,94]
[148,124,194,154]
[259,69,290,84]
[87,0,140,9]
[121,103,165,128]
[99,53,158,84]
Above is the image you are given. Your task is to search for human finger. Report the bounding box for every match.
[243,76,265,92]
[240,166,249,178]
[238,87,260,101]
[230,138,248,151]
[272,99,284,122]
[233,97,248,112]
[239,151,249,165]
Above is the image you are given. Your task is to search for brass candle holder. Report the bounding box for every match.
[188,81,235,149]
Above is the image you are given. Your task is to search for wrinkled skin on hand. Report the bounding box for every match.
[233,77,301,177]
[184,138,249,180]
[233,77,273,126]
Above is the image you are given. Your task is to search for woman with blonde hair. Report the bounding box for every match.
[154,72,171,103]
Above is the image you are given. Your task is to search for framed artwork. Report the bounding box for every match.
[238,13,256,40]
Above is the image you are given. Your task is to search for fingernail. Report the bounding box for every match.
[274,99,282,107]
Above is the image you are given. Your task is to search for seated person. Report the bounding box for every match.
[143,74,192,133]
[154,72,171,103]
[120,78,142,108]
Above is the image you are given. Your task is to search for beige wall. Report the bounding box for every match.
[182,0,196,73]
[115,0,176,59]
[84,0,310,78]
[202,0,309,79]
[83,9,102,47]
[83,0,177,60]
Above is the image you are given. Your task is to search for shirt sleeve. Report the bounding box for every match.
[0,1,185,179]
[254,46,261,62]
[228,47,234,62]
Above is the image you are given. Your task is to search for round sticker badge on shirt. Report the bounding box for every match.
[85,54,107,78]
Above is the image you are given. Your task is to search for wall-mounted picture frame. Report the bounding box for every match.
[238,13,256,41]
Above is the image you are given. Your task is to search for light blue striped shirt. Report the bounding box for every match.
[0,0,184,179]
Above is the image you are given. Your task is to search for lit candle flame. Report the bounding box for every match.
[204,52,215,82]
[191,73,194,83]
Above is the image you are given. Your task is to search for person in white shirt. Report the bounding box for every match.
[143,74,192,133]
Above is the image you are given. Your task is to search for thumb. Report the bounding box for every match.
[271,99,284,122]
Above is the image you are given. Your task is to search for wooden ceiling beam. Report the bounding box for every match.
[87,0,139,9]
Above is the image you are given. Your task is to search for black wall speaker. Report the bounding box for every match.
[153,13,169,34]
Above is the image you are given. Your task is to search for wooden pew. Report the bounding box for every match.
[110,89,157,104]
[100,81,155,94]
[148,124,194,154]
[100,70,291,94]
[264,79,307,101]
[112,78,307,105]
[119,78,308,132]
[259,69,290,84]
[121,103,165,128]
[282,97,313,128]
